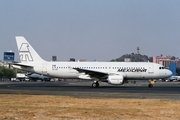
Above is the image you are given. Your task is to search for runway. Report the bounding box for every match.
[0,80,180,100]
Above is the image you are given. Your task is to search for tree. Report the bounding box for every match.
[148,57,153,62]
[111,54,150,62]
[0,67,4,78]
[171,56,176,60]
[0,66,16,79]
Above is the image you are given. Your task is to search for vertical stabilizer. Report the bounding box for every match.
[15,36,45,63]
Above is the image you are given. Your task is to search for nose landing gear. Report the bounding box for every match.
[148,79,156,88]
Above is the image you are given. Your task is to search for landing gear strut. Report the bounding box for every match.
[92,81,99,88]
[148,79,156,88]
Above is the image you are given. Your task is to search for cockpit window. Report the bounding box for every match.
[159,67,165,69]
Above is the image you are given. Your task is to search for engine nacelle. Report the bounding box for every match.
[107,75,124,85]
[78,74,91,80]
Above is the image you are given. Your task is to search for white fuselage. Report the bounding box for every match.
[22,61,172,80]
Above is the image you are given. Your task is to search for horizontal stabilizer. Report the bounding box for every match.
[13,63,33,68]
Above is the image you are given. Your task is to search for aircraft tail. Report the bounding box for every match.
[15,36,46,63]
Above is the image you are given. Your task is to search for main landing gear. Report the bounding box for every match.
[92,81,99,88]
[148,79,156,88]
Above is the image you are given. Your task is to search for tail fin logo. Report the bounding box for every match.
[19,43,33,62]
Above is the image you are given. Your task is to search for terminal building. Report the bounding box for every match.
[153,55,180,75]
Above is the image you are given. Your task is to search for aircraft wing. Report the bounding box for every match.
[73,68,109,79]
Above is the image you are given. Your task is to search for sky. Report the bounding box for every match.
[0,0,180,62]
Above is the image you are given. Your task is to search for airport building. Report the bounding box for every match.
[153,55,180,75]
[153,55,180,68]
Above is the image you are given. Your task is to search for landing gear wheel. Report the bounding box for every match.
[92,83,96,88]
[148,84,153,88]
[92,82,99,88]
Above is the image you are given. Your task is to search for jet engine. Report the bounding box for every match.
[78,74,91,80]
[107,75,124,85]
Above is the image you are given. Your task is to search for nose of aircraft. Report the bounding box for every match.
[166,70,172,77]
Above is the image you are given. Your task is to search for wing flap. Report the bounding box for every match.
[73,68,108,79]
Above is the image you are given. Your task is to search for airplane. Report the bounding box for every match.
[174,76,180,82]
[13,36,172,88]
[164,75,180,82]
[25,72,52,82]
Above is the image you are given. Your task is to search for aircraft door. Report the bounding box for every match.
[42,63,47,74]
[148,64,154,73]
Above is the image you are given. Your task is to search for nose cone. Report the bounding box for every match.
[166,70,172,78]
